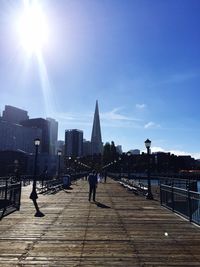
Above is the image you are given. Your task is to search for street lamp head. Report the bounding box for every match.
[34,138,40,146]
[57,150,62,156]
[127,151,131,157]
[145,138,151,149]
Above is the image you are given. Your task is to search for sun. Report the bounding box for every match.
[17,1,49,54]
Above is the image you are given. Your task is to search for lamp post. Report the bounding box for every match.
[13,159,19,182]
[66,156,71,173]
[57,150,62,178]
[74,159,77,174]
[118,157,121,180]
[145,138,153,200]
[127,151,131,179]
[30,138,44,217]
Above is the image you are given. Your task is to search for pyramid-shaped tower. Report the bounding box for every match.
[91,100,103,155]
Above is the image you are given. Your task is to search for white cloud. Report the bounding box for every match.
[191,153,200,160]
[169,150,200,159]
[52,108,143,131]
[151,146,165,153]
[136,103,146,109]
[144,121,160,129]
[101,108,140,122]
[150,71,200,87]
[53,111,92,122]
[150,146,200,159]
[166,72,199,84]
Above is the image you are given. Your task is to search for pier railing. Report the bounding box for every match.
[160,180,200,225]
[108,172,200,225]
[0,178,22,219]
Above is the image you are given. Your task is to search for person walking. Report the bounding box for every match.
[88,170,98,202]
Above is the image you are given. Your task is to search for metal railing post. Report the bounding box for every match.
[160,183,162,205]
[5,179,8,205]
[187,179,192,222]
[18,181,22,211]
[172,179,174,212]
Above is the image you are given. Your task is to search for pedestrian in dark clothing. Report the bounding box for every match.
[88,170,98,202]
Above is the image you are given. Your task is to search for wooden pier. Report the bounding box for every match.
[0,178,200,266]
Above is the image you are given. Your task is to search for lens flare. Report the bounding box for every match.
[16,1,49,54]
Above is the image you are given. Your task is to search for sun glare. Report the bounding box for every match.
[17,1,49,54]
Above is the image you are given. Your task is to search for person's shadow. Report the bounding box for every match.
[95,202,111,209]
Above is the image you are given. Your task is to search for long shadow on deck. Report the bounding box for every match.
[95,202,111,209]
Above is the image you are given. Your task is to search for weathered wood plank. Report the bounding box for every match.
[0,178,200,266]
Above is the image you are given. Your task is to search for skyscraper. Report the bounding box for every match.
[21,118,50,154]
[46,118,58,155]
[91,100,103,155]
[65,129,83,157]
[0,120,42,153]
[2,105,29,124]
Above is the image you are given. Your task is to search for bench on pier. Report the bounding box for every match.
[119,181,138,195]
[126,185,138,194]
[119,179,149,196]
[37,178,63,193]
[48,179,63,192]
[137,185,148,196]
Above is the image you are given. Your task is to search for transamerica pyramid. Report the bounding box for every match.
[91,100,103,155]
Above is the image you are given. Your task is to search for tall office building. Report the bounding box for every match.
[83,140,92,156]
[65,129,83,157]
[46,118,58,155]
[116,145,123,154]
[21,118,50,154]
[56,140,65,154]
[129,149,140,155]
[0,120,42,153]
[91,100,103,155]
[2,105,29,124]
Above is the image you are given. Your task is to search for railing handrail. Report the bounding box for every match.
[160,181,200,225]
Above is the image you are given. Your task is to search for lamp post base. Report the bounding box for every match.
[146,192,154,200]
[30,192,45,217]
[35,210,45,217]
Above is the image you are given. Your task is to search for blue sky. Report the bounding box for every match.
[0,0,200,158]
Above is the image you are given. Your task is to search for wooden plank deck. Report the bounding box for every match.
[0,178,200,266]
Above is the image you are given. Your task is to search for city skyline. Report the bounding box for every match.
[1,1,200,158]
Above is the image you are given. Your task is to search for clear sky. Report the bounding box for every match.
[0,0,200,158]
